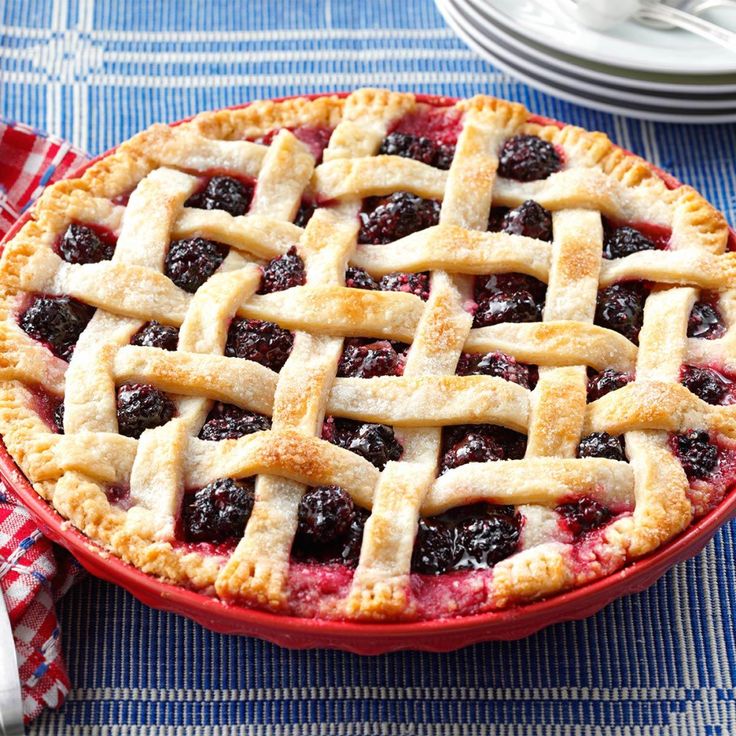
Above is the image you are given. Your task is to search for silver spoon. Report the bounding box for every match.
[635,2,736,48]
[643,0,736,29]
[559,0,736,51]
[668,0,736,14]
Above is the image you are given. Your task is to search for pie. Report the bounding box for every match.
[1,88,734,622]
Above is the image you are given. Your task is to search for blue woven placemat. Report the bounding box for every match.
[3,1,736,733]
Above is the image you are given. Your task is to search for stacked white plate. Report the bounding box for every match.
[435,0,736,122]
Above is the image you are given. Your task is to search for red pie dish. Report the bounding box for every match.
[1,90,735,652]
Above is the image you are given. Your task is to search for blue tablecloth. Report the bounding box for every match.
[3,1,736,733]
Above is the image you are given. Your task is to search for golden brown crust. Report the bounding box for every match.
[0,88,731,620]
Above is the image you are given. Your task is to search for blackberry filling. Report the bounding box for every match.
[20,295,95,361]
[456,351,534,389]
[411,518,458,575]
[225,318,293,371]
[131,321,179,351]
[165,237,228,293]
[440,424,526,473]
[378,131,455,170]
[296,486,355,546]
[379,271,430,301]
[359,192,440,244]
[673,429,718,480]
[106,486,129,506]
[337,507,370,567]
[498,135,561,181]
[577,432,626,461]
[185,175,253,217]
[411,503,521,574]
[473,273,546,328]
[454,514,522,569]
[587,368,632,402]
[338,339,407,378]
[59,223,115,264]
[345,266,379,290]
[116,383,175,438]
[294,200,316,228]
[602,225,657,260]
[53,402,65,434]
[182,477,255,543]
[199,403,271,441]
[681,365,730,405]
[487,207,507,233]
[322,417,402,470]
[498,200,553,241]
[292,487,369,568]
[594,282,649,344]
[344,266,430,301]
[556,497,612,537]
[688,300,725,340]
[258,246,306,294]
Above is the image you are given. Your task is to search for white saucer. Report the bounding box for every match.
[436,0,736,122]
[465,0,736,93]
[460,0,736,108]
[474,0,736,75]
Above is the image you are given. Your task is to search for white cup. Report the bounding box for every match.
[557,0,640,29]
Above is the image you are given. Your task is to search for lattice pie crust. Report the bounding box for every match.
[0,89,734,621]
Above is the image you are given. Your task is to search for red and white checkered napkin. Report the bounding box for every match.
[0,119,90,723]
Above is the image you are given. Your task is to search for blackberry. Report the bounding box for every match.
[344,266,379,290]
[182,477,255,542]
[501,200,553,241]
[54,402,65,434]
[411,518,458,574]
[454,515,521,569]
[587,368,631,402]
[359,192,440,244]
[116,383,175,438]
[199,403,271,441]
[165,237,228,293]
[674,429,718,480]
[336,507,369,567]
[379,271,430,301]
[59,223,115,264]
[185,175,253,217]
[456,351,533,389]
[498,135,561,181]
[440,425,526,473]
[681,366,728,405]
[258,246,306,294]
[688,301,725,340]
[557,497,612,537]
[338,339,406,378]
[325,418,402,470]
[346,266,430,300]
[131,321,179,351]
[296,486,355,546]
[473,273,546,327]
[294,200,316,228]
[576,432,626,461]
[292,505,369,568]
[225,318,293,371]
[378,131,455,170]
[411,504,522,574]
[594,282,648,344]
[20,295,95,361]
[603,225,656,260]
[487,207,508,233]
